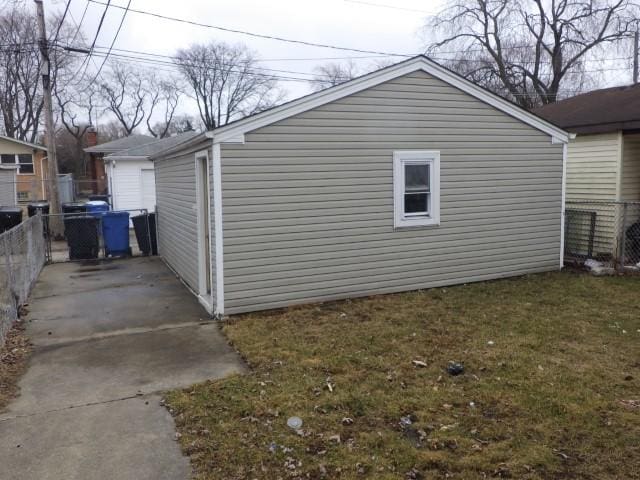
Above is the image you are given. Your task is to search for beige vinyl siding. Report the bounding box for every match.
[564,133,622,257]
[154,139,213,299]
[0,168,16,204]
[621,133,640,201]
[220,70,563,315]
[565,133,620,201]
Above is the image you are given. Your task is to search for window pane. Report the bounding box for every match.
[0,154,16,164]
[404,193,428,214]
[17,154,32,165]
[19,164,34,174]
[405,164,429,191]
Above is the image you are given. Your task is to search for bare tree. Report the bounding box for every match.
[425,0,640,108]
[0,5,76,142]
[145,75,183,138]
[175,41,283,130]
[97,61,147,135]
[311,60,360,91]
[53,78,96,176]
[150,113,201,137]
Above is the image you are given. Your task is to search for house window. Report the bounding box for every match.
[393,151,440,228]
[0,154,34,174]
[17,191,30,202]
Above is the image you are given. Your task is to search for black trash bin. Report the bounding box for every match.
[27,200,50,217]
[62,202,88,237]
[65,216,100,260]
[132,213,158,256]
[28,200,50,237]
[62,202,87,215]
[0,206,23,233]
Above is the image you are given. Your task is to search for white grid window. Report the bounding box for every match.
[393,151,440,228]
[0,154,34,174]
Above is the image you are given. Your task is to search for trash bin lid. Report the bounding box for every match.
[28,200,49,207]
[62,202,87,208]
[0,206,22,213]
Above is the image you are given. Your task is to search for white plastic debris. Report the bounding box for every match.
[487,340,495,346]
[584,259,603,269]
[287,416,303,430]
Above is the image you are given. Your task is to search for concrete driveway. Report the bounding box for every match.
[0,257,246,480]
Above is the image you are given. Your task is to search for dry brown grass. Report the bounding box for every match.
[166,271,640,479]
[0,319,32,412]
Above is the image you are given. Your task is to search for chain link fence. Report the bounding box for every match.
[564,200,640,271]
[0,215,45,346]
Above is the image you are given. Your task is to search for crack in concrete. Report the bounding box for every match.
[0,392,162,423]
[33,320,216,349]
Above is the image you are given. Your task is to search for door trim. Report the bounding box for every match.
[212,142,224,317]
[194,150,213,312]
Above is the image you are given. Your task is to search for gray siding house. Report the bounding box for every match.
[151,56,570,316]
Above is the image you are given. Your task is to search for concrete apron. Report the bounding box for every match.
[0,257,246,480]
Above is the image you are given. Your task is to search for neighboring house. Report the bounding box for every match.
[103,131,199,213]
[84,134,155,195]
[151,55,569,317]
[534,84,640,258]
[0,136,48,203]
[0,165,18,205]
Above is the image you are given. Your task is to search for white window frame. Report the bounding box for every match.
[393,150,440,228]
[0,153,34,175]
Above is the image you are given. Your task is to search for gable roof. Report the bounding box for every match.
[105,131,200,160]
[533,83,640,135]
[207,55,569,144]
[0,135,47,151]
[84,134,155,154]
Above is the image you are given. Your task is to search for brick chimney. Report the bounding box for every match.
[86,126,97,148]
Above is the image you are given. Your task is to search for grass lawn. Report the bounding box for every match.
[166,271,640,479]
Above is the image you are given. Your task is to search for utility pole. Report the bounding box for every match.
[34,0,62,236]
[634,30,639,85]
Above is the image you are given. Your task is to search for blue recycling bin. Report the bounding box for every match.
[101,211,131,257]
[86,200,109,217]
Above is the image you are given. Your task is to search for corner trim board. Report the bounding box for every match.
[212,142,225,317]
[560,142,567,268]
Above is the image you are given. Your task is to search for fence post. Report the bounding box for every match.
[619,202,628,272]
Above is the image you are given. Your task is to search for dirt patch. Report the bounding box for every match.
[0,318,32,412]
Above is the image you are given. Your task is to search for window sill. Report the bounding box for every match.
[394,218,440,230]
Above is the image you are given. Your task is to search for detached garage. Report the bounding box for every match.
[151,56,570,317]
[104,132,198,213]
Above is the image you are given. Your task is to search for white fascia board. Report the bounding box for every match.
[103,155,149,162]
[208,56,570,144]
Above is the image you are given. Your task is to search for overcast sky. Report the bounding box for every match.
[46,0,442,122]
[44,0,633,129]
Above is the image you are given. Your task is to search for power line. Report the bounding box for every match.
[87,0,131,84]
[69,0,90,44]
[51,0,73,45]
[85,0,414,57]
[66,0,111,85]
[343,0,435,14]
